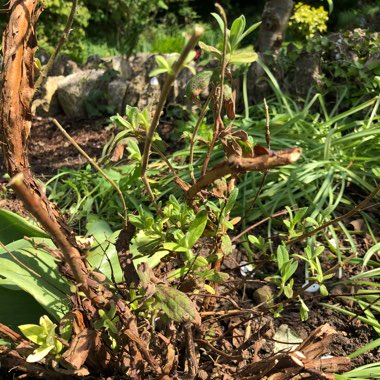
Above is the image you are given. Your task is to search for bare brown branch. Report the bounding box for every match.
[187,148,302,200]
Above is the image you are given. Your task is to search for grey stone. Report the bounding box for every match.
[57,69,106,118]
[32,75,65,117]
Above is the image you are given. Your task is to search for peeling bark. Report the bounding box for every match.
[0,0,91,295]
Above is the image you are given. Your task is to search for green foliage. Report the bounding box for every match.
[335,363,380,380]
[82,0,169,57]
[149,52,196,77]
[37,0,90,60]
[289,2,329,38]
[271,245,298,299]
[19,315,63,363]
[0,237,70,320]
[0,208,48,245]
[94,301,119,350]
[199,14,260,64]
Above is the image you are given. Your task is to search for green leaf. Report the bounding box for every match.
[282,261,298,283]
[198,41,222,57]
[155,284,201,325]
[298,296,309,321]
[86,215,113,243]
[18,324,45,345]
[157,0,168,10]
[87,231,124,283]
[211,12,225,35]
[0,238,69,320]
[0,286,46,330]
[155,55,171,72]
[221,235,232,256]
[326,0,333,14]
[185,70,214,100]
[26,344,55,363]
[362,242,380,268]
[277,245,289,271]
[149,68,168,77]
[186,210,207,248]
[284,284,293,298]
[192,256,208,268]
[201,270,229,283]
[230,16,246,50]
[224,188,239,215]
[0,209,48,245]
[163,242,189,253]
[229,51,258,64]
[240,21,261,41]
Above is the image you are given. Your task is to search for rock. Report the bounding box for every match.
[32,75,64,117]
[106,56,133,80]
[108,79,128,114]
[50,54,80,76]
[253,285,275,306]
[57,69,107,118]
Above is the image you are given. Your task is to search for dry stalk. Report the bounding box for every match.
[141,25,203,202]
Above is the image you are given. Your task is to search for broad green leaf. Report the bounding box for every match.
[277,245,289,271]
[201,270,229,282]
[18,324,46,345]
[198,41,222,57]
[86,215,113,243]
[87,231,123,283]
[229,51,258,64]
[211,12,225,35]
[163,242,189,252]
[283,261,298,283]
[187,210,207,248]
[155,284,201,325]
[155,55,171,72]
[139,250,171,269]
[0,209,48,245]
[0,287,46,330]
[26,344,55,363]
[230,16,246,50]
[221,235,232,256]
[224,188,239,215]
[192,256,208,268]
[149,68,168,77]
[284,284,293,298]
[0,238,69,320]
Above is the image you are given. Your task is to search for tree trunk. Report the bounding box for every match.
[0,0,91,295]
[249,0,294,102]
[257,0,294,56]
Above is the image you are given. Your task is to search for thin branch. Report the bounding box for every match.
[232,209,290,242]
[187,148,302,200]
[287,183,380,245]
[34,0,77,92]
[201,4,228,176]
[52,118,128,225]
[189,93,212,183]
[141,26,203,201]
